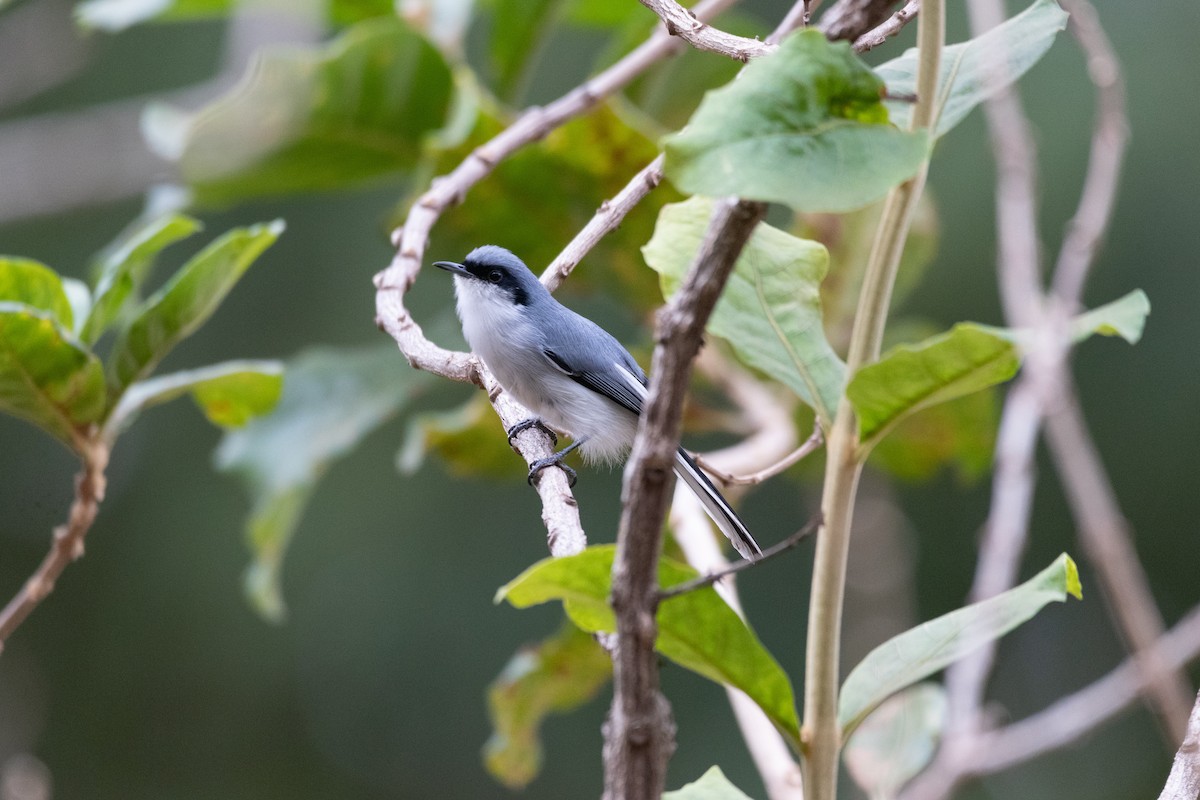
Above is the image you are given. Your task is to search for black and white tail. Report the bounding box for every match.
[673,448,761,560]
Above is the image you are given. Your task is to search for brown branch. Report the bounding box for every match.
[667,346,805,800]
[604,197,766,800]
[1159,690,1200,800]
[0,437,108,650]
[853,0,919,52]
[816,0,900,40]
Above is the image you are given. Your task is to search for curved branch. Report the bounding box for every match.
[853,0,919,52]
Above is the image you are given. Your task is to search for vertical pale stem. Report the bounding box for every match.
[800,2,943,797]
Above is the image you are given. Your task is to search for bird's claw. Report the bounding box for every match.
[528,456,577,488]
[507,418,556,448]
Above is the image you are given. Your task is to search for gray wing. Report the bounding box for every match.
[539,306,647,416]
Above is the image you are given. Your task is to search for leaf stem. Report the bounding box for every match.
[801,0,943,796]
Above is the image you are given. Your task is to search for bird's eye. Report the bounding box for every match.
[488,270,503,283]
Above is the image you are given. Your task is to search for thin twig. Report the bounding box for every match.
[659,514,820,601]
[695,427,823,487]
[0,438,108,649]
[541,155,664,292]
[853,0,919,52]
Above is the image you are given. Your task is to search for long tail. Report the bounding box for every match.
[673,448,761,560]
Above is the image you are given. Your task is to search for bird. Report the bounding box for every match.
[433,245,761,559]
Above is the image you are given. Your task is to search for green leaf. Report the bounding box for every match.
[870,387,998,483]
[108,219,283,392]
[147,19,455,205]
[844,683,947,799]
[662,30,928,213]
[0,302,106,449]
[878,0,1069,137]
[483,624,611,789]
[496,545,801,745]
[663,766,755,800]
[644,196,844,425]
[214,344,431,621]
[848,323,1019,452]
[83,214,204,343]
[106,360,283,438]
[839,553,1082,737]
[75,0,394,32]
[0,258,75,328]
[1069,289,1149,345]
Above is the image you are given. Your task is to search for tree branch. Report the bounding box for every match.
[816,0,901,40]
[0,437,108,649]
[604,197,766,800]
[853,0,919,52]
[637,0,774,61]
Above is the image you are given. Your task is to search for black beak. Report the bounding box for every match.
[433,260,470,277]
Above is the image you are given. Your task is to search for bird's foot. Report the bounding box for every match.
[507,418,557,448]
[528,454,578,488]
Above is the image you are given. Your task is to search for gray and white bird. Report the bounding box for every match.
[434,245,761,559]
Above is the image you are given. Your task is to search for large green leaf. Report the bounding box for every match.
[106,360,283,438]
[878,0,1069,137]
[848,323,1020,452]
[82,214,203,344]
[0,258,75,328]
[108,219,283,392]
[838,554,1082,737]
[75,0,394,32]
[483,623,611,789]
[662,30,928,213]
[214,344,431,621]
[496,545,801,746]
[145,19,454,205]
[0,302,106,449]
[663,766,754,800]
[850,290,1151,452]
[644,196,844,425]
[843,683,947,799]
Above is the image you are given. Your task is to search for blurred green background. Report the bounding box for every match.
[1,0,1198,797]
